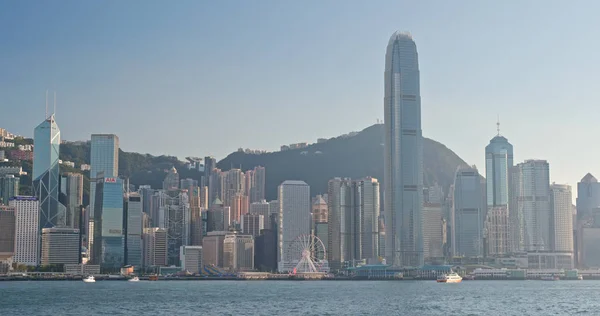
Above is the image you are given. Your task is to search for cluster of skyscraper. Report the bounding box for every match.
[381,31,581,270]
[4,30,600,275]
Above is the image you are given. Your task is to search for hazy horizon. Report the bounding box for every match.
[3,1,600,191]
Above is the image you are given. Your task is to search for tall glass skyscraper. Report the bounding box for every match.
[93,176,124,270]
[452,166,484,257]
[89,134,119,218]
[277,180,311,272]
[33,114,63,229]
[485,130,515,252]
[485,134,513,207]
[383,31,423,267]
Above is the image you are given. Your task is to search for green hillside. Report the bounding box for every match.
[218,124,469,201]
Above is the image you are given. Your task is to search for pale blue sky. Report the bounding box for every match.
[2,1,600,191]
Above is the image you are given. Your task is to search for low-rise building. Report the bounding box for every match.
[64,264,101,275]
[223,233,254,272]
[180,245,202,274]
[41,227,80,265]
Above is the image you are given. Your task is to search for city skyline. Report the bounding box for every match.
[3,2,600,194]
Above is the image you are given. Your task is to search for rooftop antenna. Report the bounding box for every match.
[53,91,56,117]
[496,114,500,136]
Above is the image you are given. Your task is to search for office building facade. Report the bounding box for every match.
[180,245,203,274]
[61,172,83,229]
[550,184,573,253]
[41,227,80,265]
[277,180,310,272]
[89,134,119,219]
[0,175,19,205]
[10,196,40,266]
[516,160,551,251]
[452,166,484,257]
[93,177,124,270]
[241,213,264,237]
[142,227,168,268]
[223,233,254,271]
[125,193,143,268]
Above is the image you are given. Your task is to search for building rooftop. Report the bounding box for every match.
[280,180,308,186]
[581,173,598,183]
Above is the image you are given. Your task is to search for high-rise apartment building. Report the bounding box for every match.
[328,177,381,268]
[221,169,245,208]
[241,166,266,204]
[550,184,573,253]
[223,233,254,271]
[33,114,63,229]
[142,227,167,268]
[41,227,80,265]
[125,193,143,268]
[516,160,551,251]
[61,173,83,229]
[92,177,124,270]
[452,166,484,257]
[230,193,249,224]
[0,175,19,205]
[383,31,423,267]
[10,196,40,266]
[277,180,310,272]
[327,178,354,269]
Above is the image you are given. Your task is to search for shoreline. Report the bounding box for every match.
[0,276,588,282]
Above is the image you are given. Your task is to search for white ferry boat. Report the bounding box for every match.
[128,276,140,282]
[82,276,96,283]
[437,272,462,283]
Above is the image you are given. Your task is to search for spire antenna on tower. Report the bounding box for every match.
[53,91,56,117]
[496,115,500,136]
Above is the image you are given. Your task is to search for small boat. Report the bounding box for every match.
[578,275,584,280]
[148,275,159,281]
[128,276,139,282]
[541,275,560,281]
[82,276,96,283]
[437,272,462,283]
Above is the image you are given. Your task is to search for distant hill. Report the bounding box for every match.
[218,124,469,201]
[9,124,469,203]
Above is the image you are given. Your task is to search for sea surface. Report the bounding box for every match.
[1,280,598,315]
